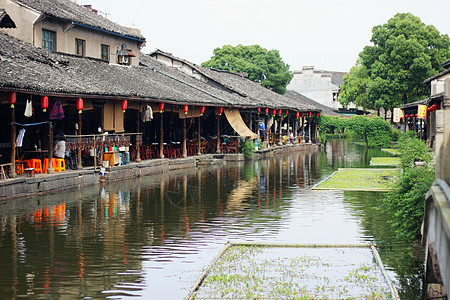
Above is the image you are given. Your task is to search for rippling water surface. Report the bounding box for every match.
[0,140,423,299]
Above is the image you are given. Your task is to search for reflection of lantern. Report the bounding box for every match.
[308,112,312,117]
[316,112,320,117]
[76,98,83,114]
[218,107,224,116]
[121,100,127,113]
[272,109,276,116]
[296,111,300,119]
[41,96,48,112]
[183,105,189,114]
[158,102,165,113]
[200,106,205,116]
[8,92,16,108]
[285,109,289,115]
[257,107,261,114]
[278,109,282,116]
[265,107,269,115]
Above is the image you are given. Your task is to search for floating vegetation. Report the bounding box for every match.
[370,157,401,167]
[188,243,398,299]
[312,168,397,191]
[381,148,401,156]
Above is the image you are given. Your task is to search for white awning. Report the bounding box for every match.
[224,109,258,139]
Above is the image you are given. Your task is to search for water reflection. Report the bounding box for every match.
[0,139,421,299]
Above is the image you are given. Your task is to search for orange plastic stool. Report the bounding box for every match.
[43,158,56,173]
[26,159,43,174]
[53,158,66,172]
[15,160,24,175]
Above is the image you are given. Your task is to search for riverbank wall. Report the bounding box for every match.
[0,143,320,201]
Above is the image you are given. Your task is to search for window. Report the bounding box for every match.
[75,38,86,56]
[101,44,110,61]
[42,29,56,51]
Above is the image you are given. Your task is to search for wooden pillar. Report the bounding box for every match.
[182,117,187,158]
[77,113,82,169]
[249,111,253,131]
[278,116,282,145]
[47,123,54,173]
[136,103,141,163]
[216,114,221,153]
[308,117,311,143]
[10,105,16,178]
[159,113,164,158]
[197,117,201,155]
[294,117,298,144]
[302,116,305,143]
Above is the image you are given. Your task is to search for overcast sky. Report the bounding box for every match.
[78,0,449,73]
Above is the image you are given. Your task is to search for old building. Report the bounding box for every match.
[0,0,145,65]
[287,66,347,110]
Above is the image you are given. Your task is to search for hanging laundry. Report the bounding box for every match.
[16,128,26,147]
[49,101,65,120]
[141,105,153,122]
[24,99,33,117]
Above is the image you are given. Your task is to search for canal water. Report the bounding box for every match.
[0,139,423,299]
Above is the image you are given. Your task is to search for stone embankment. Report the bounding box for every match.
[0,143,320,201]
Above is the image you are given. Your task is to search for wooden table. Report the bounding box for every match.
[104,151,120,166]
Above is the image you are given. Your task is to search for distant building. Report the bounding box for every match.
[0,0,145,66]
[287,66,347,110]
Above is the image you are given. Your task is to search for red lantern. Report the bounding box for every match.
[265,107,269,115]
[296,111,300,119]
[272,109,276,116]
[415,114,419,118]
[435,104,440,110]
[278,109,282,116]
[76,98,83,114]
[40,96,48,112]
[158,102,165,113]
[301,112,304,117]
[285,109,289,115]
[256,107,261,114]
[8,92,16,108]
[316,112,320,117]
[308,112,312,117]
[218,107,224,116]
[183,105,189,114]
[121,100,127,113]
[199,106,205,116]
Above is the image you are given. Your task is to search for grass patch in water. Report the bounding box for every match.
[381,148,401,156]
[313,168,397,191]
[370,157,400,166]
[193,245,392,299]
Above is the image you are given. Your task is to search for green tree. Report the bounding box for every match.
[346,116,393,148]
[340,64,372,111]
[341,13,450,111]
[382,134,435,241]
[202,44,293,94]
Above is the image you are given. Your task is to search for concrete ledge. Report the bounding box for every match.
[0,143,321,201]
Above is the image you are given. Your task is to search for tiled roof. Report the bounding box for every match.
[14,0,144,40]
[0,32,231,105]
[149,50,319,111]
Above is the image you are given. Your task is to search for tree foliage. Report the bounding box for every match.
[340,13,450,110]
[382,134,435,241]
[201,44,293,94]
